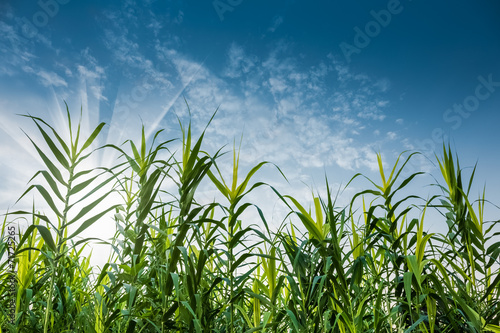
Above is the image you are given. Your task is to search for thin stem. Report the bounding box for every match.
[43,165,73,333]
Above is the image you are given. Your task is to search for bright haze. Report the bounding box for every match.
[1,0,499,266]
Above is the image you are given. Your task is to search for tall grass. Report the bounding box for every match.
[1,105,499,332]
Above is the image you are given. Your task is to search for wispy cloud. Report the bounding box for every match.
[22,67,68,87]
[95,4,394,177]
[147,40,394,173]
[224,43,258,79]
[268,16,284,33]
[0,20,36,76]
[1,0,395,177]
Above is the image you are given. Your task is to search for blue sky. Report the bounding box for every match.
[1,0,499,255]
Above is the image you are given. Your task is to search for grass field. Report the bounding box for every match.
[1,105,499,332]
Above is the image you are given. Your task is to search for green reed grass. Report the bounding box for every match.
[1,104,499,332]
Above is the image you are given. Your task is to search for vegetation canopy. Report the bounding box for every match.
[1,104,499,332]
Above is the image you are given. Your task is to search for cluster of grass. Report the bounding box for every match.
[1,105,499,332]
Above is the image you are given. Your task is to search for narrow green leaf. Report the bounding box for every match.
[69,205,120,239]
[32,120,70,169]
[17,185,63,218]
[24,133,66,186]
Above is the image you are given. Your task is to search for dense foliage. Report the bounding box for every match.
[1,105,499,332]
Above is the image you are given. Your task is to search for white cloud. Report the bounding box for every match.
[147,16,163,36]
[37,70,68,87]
[175,42,392,173]
[268,16,284,33]
[21,66,68,87]
[224,43,258,79]
[76,49,107,101]
[268,77,288,94]
[0,21,36,76]
[0,4,416,271]
[0,19,73,90]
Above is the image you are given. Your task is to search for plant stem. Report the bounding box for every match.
[43,167,73,333]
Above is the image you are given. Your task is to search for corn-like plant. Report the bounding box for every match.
[1,105,499,332]
[8,105,118,332]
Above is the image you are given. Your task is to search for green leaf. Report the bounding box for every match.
[18,224,56,252]
[403,271,413,308]
[30,170,65,202]
[235,161,267,198]
[67,190,113,227]
[69,205,120,239]
[80,122,105,153]
[17,185,63,218]
[32,120,70,169]
[24,132,67,186]
[403,315,427,333]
